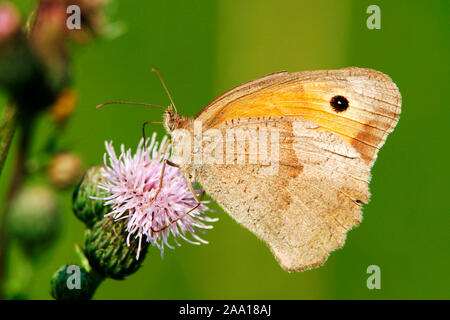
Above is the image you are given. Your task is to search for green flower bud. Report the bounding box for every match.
[7,184,61,254]
[85,217,149,280]
[72,166,110,227]
[50,265,103,300]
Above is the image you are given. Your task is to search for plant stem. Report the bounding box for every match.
[0,114,34,299]
[0,103,18,178]
[87,269,105,300]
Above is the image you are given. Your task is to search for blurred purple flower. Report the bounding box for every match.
[96,133,217,258]
[0,3,21,43]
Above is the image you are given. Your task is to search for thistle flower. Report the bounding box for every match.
[96,133,217,258]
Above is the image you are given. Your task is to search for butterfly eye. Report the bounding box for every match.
[330,95,349,112]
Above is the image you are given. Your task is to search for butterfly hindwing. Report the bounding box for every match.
[191,116,369,271]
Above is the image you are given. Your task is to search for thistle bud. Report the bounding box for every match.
[85,217,148,280]
[50,265,103,300]
[0,8,61,117]
[72,166,109,227]
[47,152,83,189]
[7,184,61,254]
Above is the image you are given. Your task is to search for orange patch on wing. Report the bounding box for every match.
[208,84,382,163]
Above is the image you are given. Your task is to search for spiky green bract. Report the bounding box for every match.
[85,217,149,280]
[72,166,110,227]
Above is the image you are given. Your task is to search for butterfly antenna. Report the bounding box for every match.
[95,101,166,109]
[152,68,178,114]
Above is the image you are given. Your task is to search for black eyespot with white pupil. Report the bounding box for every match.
[330,95,349,112]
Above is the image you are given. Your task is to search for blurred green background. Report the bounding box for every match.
[1,0,449,299]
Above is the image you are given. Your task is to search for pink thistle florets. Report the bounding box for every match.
[96,133,217,258]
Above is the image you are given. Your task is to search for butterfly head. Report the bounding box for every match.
[163,106,191,134]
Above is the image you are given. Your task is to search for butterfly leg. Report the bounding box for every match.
[143,139,173,213]
[145,158,169,210]
[141,139,204,233]
[142,121,151,142]
[150,161,205,233]
[142,120,164,142]
[144,137,171,171]
[159,138,170,158]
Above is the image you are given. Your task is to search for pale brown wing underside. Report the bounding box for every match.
[190,117,370,271]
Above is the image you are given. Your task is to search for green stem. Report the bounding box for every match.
[87,269,105,299]
[0,115,34,299]
[74,244,105,299]
[0,103,18,177]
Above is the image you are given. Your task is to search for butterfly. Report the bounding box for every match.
[103,67,401,271]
